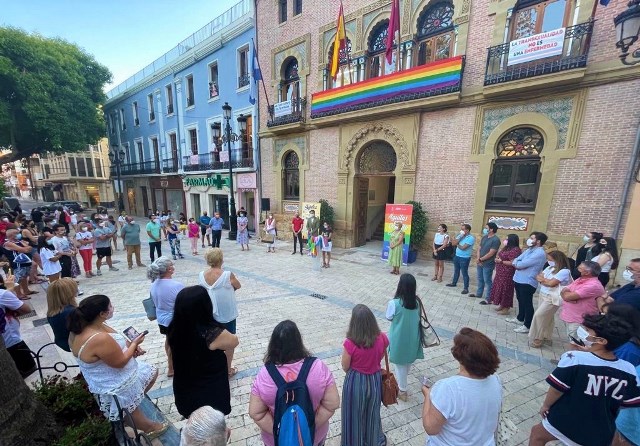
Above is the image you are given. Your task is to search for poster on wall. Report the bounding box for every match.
[301,202,321,240]
[380,204,413,265]
[508,27,565,66]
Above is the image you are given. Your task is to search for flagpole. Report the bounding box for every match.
[342,1,354,84]
[252,38,271,111]
[395,0,401,72]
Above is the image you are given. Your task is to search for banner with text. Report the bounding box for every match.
[301,202,321,239]
[381,204,413,265]
[508,27,565,66]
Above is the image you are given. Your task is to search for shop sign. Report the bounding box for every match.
[274,100,292,118]
[508,28,565,66]
[183,175,229,189]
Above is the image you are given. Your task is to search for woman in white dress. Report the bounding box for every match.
[431,224,450,283]
[68,294,168,438]
[264,214,277,253]
[37,234,62,283]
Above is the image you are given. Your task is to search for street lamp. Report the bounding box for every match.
[212,102,247,240]
[108,145,126,212]
[615,0,640,65]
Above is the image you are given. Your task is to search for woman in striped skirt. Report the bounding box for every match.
[341,304,389,446]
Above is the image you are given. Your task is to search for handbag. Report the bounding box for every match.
[381,350,399,407]
[13,252,31,264]
[142,295,157,321]
[494,375,518,445]
[261,231,275,243]
[417,297,441,348]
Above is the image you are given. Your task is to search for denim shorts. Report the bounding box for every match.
[14,265,31,281]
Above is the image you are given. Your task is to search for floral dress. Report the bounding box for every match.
[489,246,522,308]
[236,216,249,245]
[387,230,404,267]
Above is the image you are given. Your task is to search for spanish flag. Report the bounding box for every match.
[329,2,346,79]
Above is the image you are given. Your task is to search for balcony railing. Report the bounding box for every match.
[112,161,160,176]
[162,158,179,173]
[182,152,254,171]
[238,73,250,88]
[484,21,594,86]
[167,104,174,114]
[267,98,307,127]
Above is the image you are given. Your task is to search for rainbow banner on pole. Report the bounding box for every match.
[381,204,413,265]
[311,56,463,118]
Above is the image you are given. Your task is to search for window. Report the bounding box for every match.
[109,115,115,134]
[147,94,155,121]
[166,84,174,114]
[279,0,287,23]
[169,132,178,160]
[69,158,77,177]
[119,109,126,130]
[209,62,219,98]
[280,58,300,107]
[124,143,131,164]
[282,151,299,200]
[367,20,395,78]
[186,75,195,107]
[328,39,354,88]
[44,164,50,177]
[241,116,253,161]
[95,160,103,178]
[511,0,569,39]
[132,102,140,126]
[86,158,94,177]
[486,127,544,210]
[238,47,250,88]
[151,137,159,160]
[188,128,198,155]
[416,1,455,66]
[136,140,144,163]
[294,0,302,16]
[77,158,87,177]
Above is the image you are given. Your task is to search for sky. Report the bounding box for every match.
[1,0,240,90]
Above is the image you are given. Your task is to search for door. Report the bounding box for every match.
[141,186,150,216]
[215,196,229,229]
[190,193,201,219]
[355,177,369,247]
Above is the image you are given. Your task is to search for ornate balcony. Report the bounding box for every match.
[484,21,594,86]
[182,152,254,172]
[238,74,250,88]
[112,161,160,176]
[267,98,307,127]
[161,158,178,173]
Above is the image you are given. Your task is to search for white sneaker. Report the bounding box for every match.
[505,317,521,324]
[514,325,529,333]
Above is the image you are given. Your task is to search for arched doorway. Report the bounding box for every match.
[354,141,397,246]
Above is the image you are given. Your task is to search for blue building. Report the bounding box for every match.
[104,0,260,230]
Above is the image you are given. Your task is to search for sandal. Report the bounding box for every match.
[27,290,38,295]
[531,339,543,348]
[431,276,438,281]
[145,421,169,440]
[18,296,31,300]
[228,367,238,378]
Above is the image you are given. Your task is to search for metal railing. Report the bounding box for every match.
[182,152,254,171]
[162,158,178,173]
[484,20,594,86]
[267,98,307,127]
[105,0,253,99]
[112,161,160,176]
[238,74,250,88]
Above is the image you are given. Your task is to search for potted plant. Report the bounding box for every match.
[319,199,335,227]
[406,200,428,264]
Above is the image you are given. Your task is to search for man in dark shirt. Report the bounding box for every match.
[31,207,44,232]
[473,222,501,304]
[597,258,640,312]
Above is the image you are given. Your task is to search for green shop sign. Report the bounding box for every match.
[183,175,230,189]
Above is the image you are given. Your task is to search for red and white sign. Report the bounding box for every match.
[508,27,565,66]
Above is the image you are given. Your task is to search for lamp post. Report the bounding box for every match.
[615,0,640,65]
[108,145,126,212]
[211,102,247,240]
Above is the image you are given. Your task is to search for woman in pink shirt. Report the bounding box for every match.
[341,304,389,446]
[249,320,340,446]
[187,218,200,255]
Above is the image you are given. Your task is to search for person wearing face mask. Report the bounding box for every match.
[199,212,212,249]
[236,211,250,251]
[446,224,475,294]
[75,223,95,277]
[93,219,118,276]
[264,214,277,253]
[188,218,200,255]
[506,231,548,334]
[291,212,305,256]
[320,222,333,268]
[472,222,501,304]
[146,214,163,262]
[38,233,62,283]
[68,295,169,438]
[166,220,184,260]
[121,216,145,270]
[388,221,405,275]
[597,258,640,313]
[571,231,602,280]
[4,228,36,299]
[21,219,44,286]
[50,224,76,279]
[528,311,640,446]
[590,236,619,287]
[209,212,224,248]
[431,224,450,283]
[490,234,522,315]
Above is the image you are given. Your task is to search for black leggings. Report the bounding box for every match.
[515,282,536,328]
[598,272,610,288]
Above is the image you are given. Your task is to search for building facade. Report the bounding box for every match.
[257,0,640,281]
[104,0,260,229]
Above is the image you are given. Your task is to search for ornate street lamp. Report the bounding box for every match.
[214,102,248,240]
[615,0,640,65]
[108,145,126,212]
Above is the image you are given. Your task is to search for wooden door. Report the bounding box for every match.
[355,177,369,247]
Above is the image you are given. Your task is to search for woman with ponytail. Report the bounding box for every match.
[68,295,168,438]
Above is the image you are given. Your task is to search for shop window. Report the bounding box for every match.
[416,1,455,66]
[511,0,570,39]
[367,20,395,79]
[282,151,300,200]
[486,127,543,210]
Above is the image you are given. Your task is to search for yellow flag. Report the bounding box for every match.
[330,3,346,79]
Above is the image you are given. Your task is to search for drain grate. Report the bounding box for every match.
[310,293,328,300]
[17,310,37,320]
[32,317,49,327]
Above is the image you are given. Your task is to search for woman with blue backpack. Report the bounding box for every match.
[341,304,389,446]
[249,320,340,446]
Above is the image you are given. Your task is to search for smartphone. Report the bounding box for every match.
[421,375,434,388]
[123,326,148,341]
[569,335,585,347]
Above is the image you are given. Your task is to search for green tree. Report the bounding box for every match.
[0,28,111,164]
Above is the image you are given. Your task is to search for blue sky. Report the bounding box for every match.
[1,0,239,89]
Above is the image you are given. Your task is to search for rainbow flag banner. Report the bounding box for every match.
[311,56,463,118]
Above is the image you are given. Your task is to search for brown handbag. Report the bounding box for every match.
[381,350,399,407]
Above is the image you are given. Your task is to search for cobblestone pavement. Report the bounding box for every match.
[21,232,568,446]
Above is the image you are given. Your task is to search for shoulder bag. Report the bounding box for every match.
[142,294,157,321]
[417,297,441,348]
[381,350,399,406]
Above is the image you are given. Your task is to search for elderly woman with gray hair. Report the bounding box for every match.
[559,260,605,349]
[148,256,184,377]
[179,406,230,446]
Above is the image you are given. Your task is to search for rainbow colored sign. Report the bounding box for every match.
[311,56,463,118]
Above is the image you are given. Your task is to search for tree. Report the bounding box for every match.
[0,336,61,445]
[0,27,112,164]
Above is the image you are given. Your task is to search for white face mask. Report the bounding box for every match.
[577,326,595,348]
[459,230,465,235]
[623,269,635,282]
[583,235,590,242]
[526,238,534,247]
[548,261,555,267]
[129,220,135,224]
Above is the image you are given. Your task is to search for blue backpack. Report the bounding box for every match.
[266,357,316,446]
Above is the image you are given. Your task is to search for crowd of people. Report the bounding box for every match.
[2,203,640,446]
